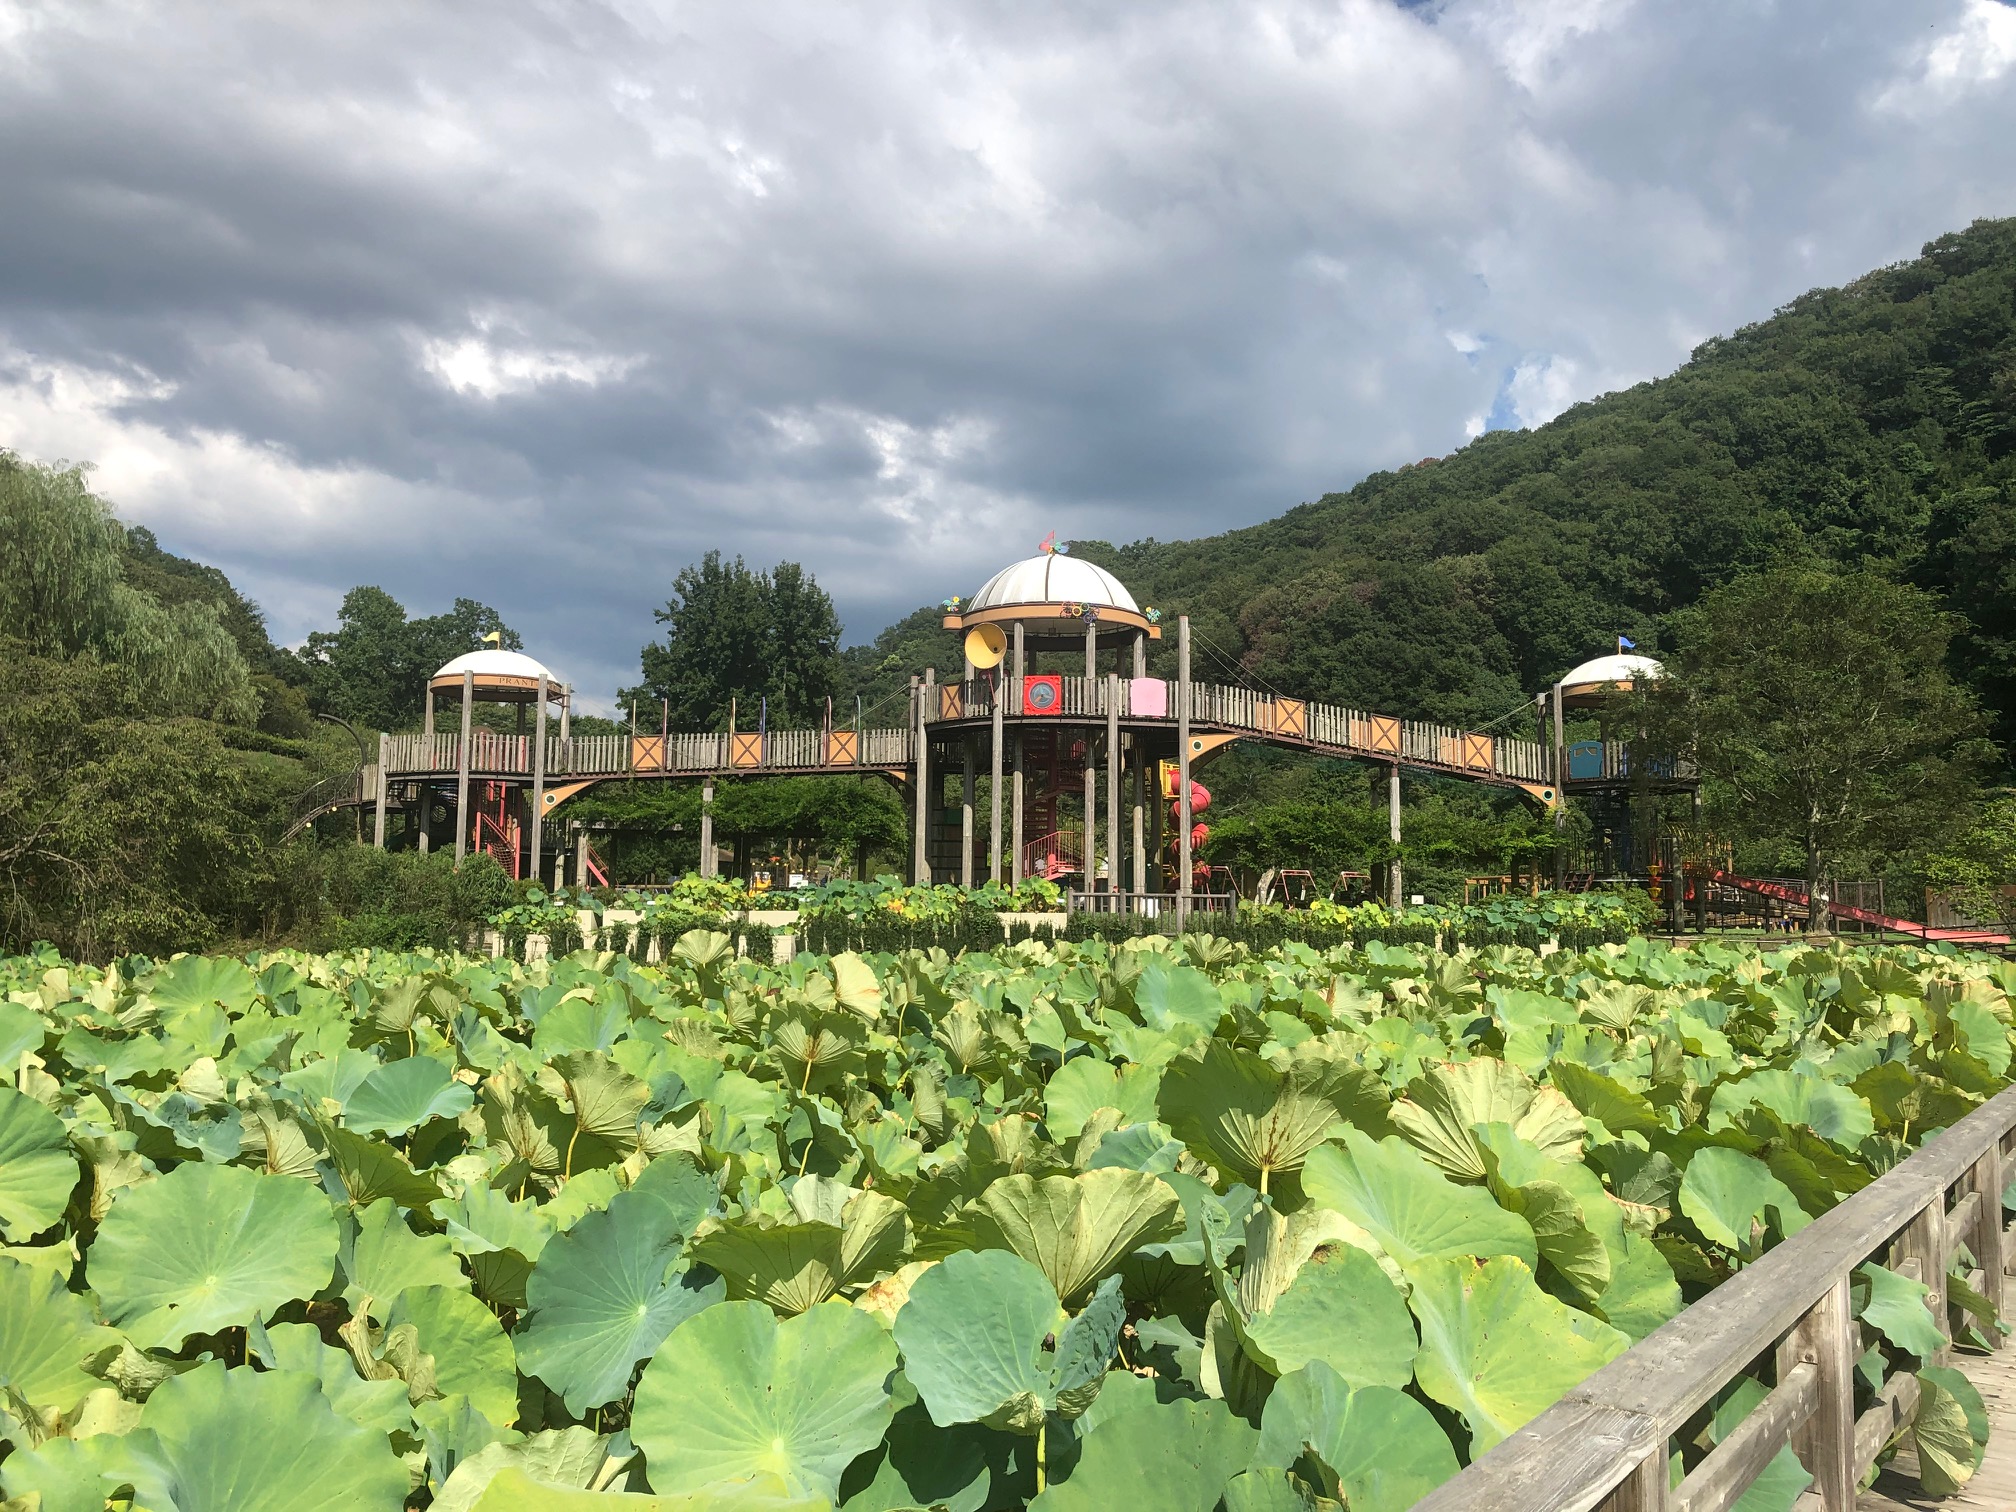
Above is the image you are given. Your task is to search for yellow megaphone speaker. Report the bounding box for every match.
[964,623,1007,670]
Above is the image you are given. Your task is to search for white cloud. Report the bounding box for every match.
[1873,0,2016,115]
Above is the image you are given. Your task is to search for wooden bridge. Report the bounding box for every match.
[1419,1084,2016,1512]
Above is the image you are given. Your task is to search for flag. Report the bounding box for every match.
[1618,635,1636,651]
[481,630,503,648]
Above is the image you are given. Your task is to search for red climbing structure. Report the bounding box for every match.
[1706,871,2011,946]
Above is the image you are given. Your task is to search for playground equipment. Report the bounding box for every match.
[304,542,1697,913]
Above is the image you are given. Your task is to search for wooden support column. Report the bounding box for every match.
[559,686,572,769]
[1389,762,1403,908]
[1553,684,1568,889]
[1177,616,1192,925]
[453,671,474,866]
[1133,631,1147,679]
[373,733,390,849]
[961,734,976,888]
[989,669,1005,884]
[1131,737,1145,894]
[700,779,716,878]
[1084,621,1097,891]
[576,827,591,889]
[417,684,434,855]
[1106,672,1121,899]
[913,673,933,884]
[1011,624,1026,886]
[1967,1144,2006,1339]
[529,675,548,883]
[1598,1450,1668,1512]
[1777,1277,1856,1510]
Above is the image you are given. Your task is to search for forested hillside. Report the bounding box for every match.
[848,217,2016,753]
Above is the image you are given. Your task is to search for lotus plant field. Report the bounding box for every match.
[0,932,2010,1511]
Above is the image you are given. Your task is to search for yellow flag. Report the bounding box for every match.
[481,630,503,648]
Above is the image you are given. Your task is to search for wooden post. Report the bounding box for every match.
[1133,631,1147,679]
[576,826,590,888]
[1106,672,1121,901]
[1969,1145,2006,1340]
[1131,737,1145,894]
[1553,684,1567,889]
[914,673,933,884]
[530,675,548,883]
[700,778,716,879]
[961,734,976,888]
[559,687,572,771]
[454,671,474,866]
[990,670,1005,884]
[1777,1277,1855,1510]
[417,784,432,854]
[1600,1450,1668,1512]
[373,733,390,849]
[1178,616,1192,925]
[1011,623,1026,886]
[1083,703,1097,894]
[1389,762,1403,908]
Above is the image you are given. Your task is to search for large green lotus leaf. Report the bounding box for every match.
[0,1085,77,1242]
[1240,1239,1416,1389]
[1677,1148,1811,1253]
[1389,1060,1585,1182]
[833,1402,1004,1512]
[894,1248,1060,1431]
[1407,1255,1629,1454]
[531,993,631,1058]
[472,1464,824,1510]
[0,1254,120,1416]
[321,1124,446,1208]
[1028,1397,1257,1512]
[1709,1069,1874,1150]
[1593,1231,1683,1342]
[344,1055,474,1137]
[1705,1377,1810,1512]
[1157,1040,1388,1195]
[632,1300,897,1502]
[147,955,259,1019]
[1473,1135,1611,1303]
[692,1186,910,1316]
[1134,958,1229,1034]
[539,1051,651,1171]
[964,1169,1181,1305]
[0,1000,45,1069]
[1301,1128,1535,1269]
[1854,1263,1947,1359]
[340,1199,468,1319]
[280,1048,382,1111]
[388,1284,520,1425]
[625,1152,719,1238]
[1254,1360,1459,1512]
[0,1430,171,1512]
[1547,1061,1660,1138]
[433,1425,633,1512]
[829,952,885,1020]
[435,1183,556,1309]
[138,1360,408,1511]
[90,1160,338,1348]
[516,1184,726,1412]
[251,1320,412,1437]
[1045,1058,1161,1140]
[1219,1467,1324,1512]
[1914,1364,1989,1496]
[1851,1062,1979,1135]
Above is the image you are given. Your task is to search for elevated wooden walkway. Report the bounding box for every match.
[1417,1085,2016,1512]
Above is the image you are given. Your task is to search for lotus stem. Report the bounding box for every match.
[1036,1420,1047,1493]
[1259,1164,1271,1197]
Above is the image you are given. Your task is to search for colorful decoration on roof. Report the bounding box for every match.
[941,596,963,611]
[1037,531,1070,556]
[1144,607,1162,624]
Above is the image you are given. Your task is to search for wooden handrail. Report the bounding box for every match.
[1413,1083,2016,1512]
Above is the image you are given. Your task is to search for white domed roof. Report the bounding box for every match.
[1557,652,1663,690]
[433,648,555,683]
[968,555,1140,614]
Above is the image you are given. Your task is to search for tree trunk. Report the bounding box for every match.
[1806,837,1831,934]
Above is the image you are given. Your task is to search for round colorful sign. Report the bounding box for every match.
[1023,675,1062,713]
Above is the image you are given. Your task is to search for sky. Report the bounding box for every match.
[3,0,2015,709]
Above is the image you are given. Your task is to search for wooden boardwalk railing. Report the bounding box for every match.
[1415,1084,2016,1512]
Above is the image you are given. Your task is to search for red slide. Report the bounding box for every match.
[1708,871,2011,946]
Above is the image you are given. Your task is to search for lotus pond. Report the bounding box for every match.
[0,932,2009,1510]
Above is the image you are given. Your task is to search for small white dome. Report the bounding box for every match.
[967,555,1140,614]
[1557,652,1663,691]
[433,648,555,683]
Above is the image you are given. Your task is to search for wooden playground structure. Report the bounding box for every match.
[297,545,1701,915]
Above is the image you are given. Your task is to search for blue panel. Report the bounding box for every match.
[1567,741,1605,780]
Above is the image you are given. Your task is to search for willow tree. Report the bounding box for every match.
[0,453,258,721]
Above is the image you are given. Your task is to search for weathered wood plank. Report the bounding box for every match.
[1674,1361,1815,1512]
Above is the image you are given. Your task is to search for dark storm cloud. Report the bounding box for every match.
[2,0,2014,706]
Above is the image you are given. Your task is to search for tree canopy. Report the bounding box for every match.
[296,587,520,731]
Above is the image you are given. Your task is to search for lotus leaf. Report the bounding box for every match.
[1914,1364,1990,1495]
[515,1182,725,1412]
[90,1161,338,1348]
[963,1168,1182,1304]
[345,1054,474,1137]
[1407,1255,1629,1453]
[692,1185,910,1315]
[1028,1396,1257,1512]
[137,1360,408,1511]
[1677,1148,1811,1253]
[1158,1039,1389,1195]
[632,1299,897,1501]
[0,1255,119,1417]
[388,1284,520,1424]
[1239,1237,1417,1388]
[1547,1061,1660,1137]
[1044,1057,1162,1140]
[1253,1360,1459,1512]
[1301,1127,1536,1268]
[1705,1376,1812,1512]
[1709,1068,1875,1149]
[250,1319,412,1436]
[340,1199,468,1319]
[0,1086,76,1242]
[432,1426,632,1512]
[1855,1262,1947,1359]
[1389,1059,1585,1181]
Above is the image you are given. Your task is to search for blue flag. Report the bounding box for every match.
[1618,635,1636,651]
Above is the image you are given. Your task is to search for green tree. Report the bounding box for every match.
[297,588,520,731]
[1639,569,1985,928]
[626,553,841,729]
[0,454,258,722]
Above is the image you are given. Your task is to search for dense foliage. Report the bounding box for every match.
[0,933,2005,1508]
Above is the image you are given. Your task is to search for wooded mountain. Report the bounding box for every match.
[846,216,2016,759]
